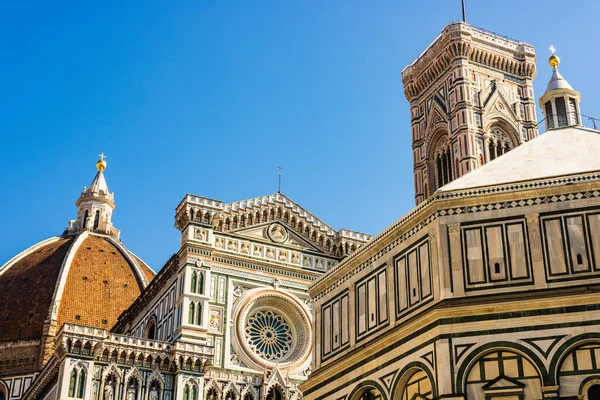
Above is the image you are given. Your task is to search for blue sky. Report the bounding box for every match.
[1,1,599,270]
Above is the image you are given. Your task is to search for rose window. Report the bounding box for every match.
[244,310,293,361]
[232,288,312,372]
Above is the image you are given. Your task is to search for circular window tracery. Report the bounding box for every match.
[245,310,293,361]
[231,288,312,373]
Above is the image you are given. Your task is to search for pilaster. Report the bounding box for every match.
[447,223,465,296]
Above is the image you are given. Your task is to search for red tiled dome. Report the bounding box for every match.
[0,232,154,375]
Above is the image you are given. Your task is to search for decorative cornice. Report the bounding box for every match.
[402,22,536,101]
[310,172,600,300]
[175,193,372,257]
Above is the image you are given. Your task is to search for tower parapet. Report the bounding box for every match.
[402,22,539,204]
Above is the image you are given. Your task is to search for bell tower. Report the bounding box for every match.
[402,22,539,205]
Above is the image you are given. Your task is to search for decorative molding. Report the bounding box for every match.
[311,180,600,301]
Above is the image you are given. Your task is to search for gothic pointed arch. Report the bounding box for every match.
[205,379,222,399]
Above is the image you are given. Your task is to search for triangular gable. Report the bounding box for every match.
[265,366,289,390]
[483,86,519,121]
[482,375,525,391]
[425,100,449,134]
[229,222,323,252]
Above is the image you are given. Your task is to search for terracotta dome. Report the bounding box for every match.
[0,156,155,375]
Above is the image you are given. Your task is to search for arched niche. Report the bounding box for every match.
[348,381,387,400]
[463,349,542,399]
[392,366,434,400]
[557,342,600,398]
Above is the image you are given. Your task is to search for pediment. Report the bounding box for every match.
[230,222,323,253]
[483,87,518,121]
[482,375,525,391]
[426,101,449,131]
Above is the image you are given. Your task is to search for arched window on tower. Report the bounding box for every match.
[93,210,100,230]
[191,272,197,293]
[487,126,515,162]
[68,369,77,397]
[77,368,86,398]
[68,366,86,398]
[556,97,568,127]
[198,272,204,295]
[189,303,195,324]
[82,210,89,229]
[545,101,555,129]
[434,136,453,189]
[196,303,202,325]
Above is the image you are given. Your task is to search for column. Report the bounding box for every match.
[483,136,490,164]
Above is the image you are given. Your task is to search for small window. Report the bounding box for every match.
[147,322,156,340]
[82,210,89,229]
[93,210,100,230]
[577,253,584,265]
[494,263,501,274]
[545,101,555,129]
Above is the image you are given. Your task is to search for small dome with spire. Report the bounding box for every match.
[539,46,581,131]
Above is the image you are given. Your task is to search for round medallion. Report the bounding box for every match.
[267,223,288,243]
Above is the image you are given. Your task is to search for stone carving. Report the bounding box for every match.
[291,253,300,264]
[526,213,540,226]
[303,257,311,268]
[278,251,288,262]
[149,390,158,400]
[215,238,224,249]
[253,245,263,257]
[104,385,114,400]
[240,243,250,254]
[233,286,245,298]
[209,310,222,331]
[315,259,323,270]
[266,249,275,260]
[194,228,207,241]
[267,223,288,243]
[447,223,461,234]
[227,240,238,251]
[302,298,313,310]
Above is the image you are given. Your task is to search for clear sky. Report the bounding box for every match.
[1,1,599,271]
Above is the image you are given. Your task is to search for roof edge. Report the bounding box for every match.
[0,236,62,278]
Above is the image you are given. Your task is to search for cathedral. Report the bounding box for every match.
[1,17,600,400]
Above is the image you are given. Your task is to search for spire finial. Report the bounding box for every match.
[96,152,107,171]
[462,0,467,22]
[277,165,283,194]
[549,45,560,69]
